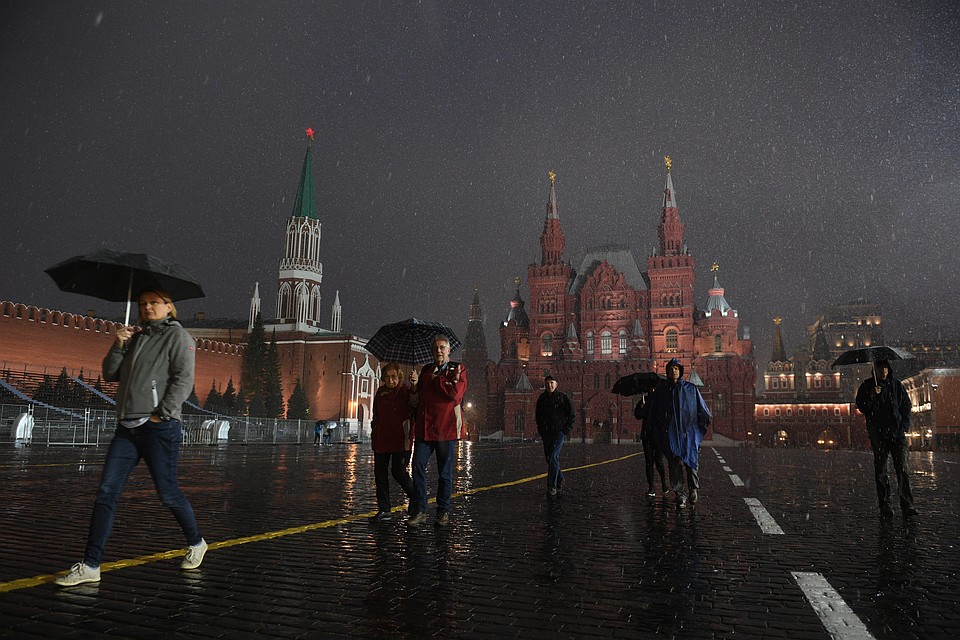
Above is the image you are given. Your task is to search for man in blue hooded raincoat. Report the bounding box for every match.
[647,358,711,508]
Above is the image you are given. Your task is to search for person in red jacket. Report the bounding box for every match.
[371,363,414,520]
[408,335,467,527]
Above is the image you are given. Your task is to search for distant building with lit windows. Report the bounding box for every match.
[756,315,866,448]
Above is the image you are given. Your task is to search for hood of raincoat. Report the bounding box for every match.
[666,357,684,379]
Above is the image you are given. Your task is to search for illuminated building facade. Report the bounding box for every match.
[486,162,756,442]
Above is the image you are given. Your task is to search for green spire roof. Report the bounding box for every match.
[290,143,317,220]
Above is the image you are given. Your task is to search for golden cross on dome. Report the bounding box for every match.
[514,276,521,287]
[664,155,672,171]
[774,317,783,326]
[711,262,720,273]
[549,170,556,185]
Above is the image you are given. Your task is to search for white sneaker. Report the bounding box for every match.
[181,539,208,570]
[55,562,101,587]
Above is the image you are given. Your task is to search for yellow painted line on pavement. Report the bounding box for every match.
[0,451,640,593]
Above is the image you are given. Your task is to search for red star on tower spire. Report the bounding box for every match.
[305,127,315,141]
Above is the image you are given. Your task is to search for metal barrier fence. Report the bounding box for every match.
[1,403,346,447]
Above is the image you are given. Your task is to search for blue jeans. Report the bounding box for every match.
[84,420,202,567]
[542,434,565,488]
[411,440,455,514]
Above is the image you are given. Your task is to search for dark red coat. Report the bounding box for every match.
[413,361,467,441]
[371,384,413,453]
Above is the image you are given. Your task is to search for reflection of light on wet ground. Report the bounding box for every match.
[339,443,367,513]
[457,440,474,491]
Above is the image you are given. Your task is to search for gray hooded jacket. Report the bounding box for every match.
[103,317,196,423]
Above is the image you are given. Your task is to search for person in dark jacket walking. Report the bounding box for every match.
[855,360,918,518]
[535,375,574,495]
[646,358,711,509]
[55,288,207,587]
[635,397,668,497]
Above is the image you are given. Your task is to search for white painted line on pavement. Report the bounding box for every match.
[744,497,784,534]
[792,572,875,640]
[723,465,733,472]
[730,474,744,486]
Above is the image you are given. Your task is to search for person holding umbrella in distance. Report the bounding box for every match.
[855,359,918,518]
[55,288,207,586]
[646,358,711,509]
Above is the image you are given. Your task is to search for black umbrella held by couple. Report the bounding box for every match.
[45,249,205,325]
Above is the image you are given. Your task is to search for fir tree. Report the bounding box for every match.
[248,391,267,418]
[204,381,223,414]
[287,378,310,420]
[52,367,72,407]
[263,330,284,418]
[241,312,266,415]
[33,374,54,404]
[222,377,238,415]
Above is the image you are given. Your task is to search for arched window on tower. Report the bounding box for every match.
[541,333,554,357]
[277,284,292,320]
[715,334,722,352]
[514,409,524,434]
[618,330,628,354]
[586,332,594,355]
[666,329,678,352]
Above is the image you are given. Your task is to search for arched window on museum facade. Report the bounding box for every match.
[666,329,678,352]
[600,331,612,355]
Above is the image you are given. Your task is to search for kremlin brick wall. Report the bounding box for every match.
[1,301,243,406]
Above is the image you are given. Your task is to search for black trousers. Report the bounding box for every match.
[374,451,413,512]
[870,437,914,512]
[642,436,668,491]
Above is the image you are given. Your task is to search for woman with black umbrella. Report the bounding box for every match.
[55,288,207,586]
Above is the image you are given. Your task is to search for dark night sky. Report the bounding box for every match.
[2,1,959,365]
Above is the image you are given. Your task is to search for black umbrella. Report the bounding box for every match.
[45,249,205,325]
[832,345,916,387]
[831,345,915,368]
[611,371,665,396]
[364,318,463,366]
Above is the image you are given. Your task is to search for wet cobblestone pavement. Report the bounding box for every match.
[1,442,958,639]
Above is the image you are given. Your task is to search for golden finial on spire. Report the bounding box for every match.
[549,170,556,185]
[514,276,521,287]
[664,155,672,172]
[711,262,719,273]
[773,317,782,326]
